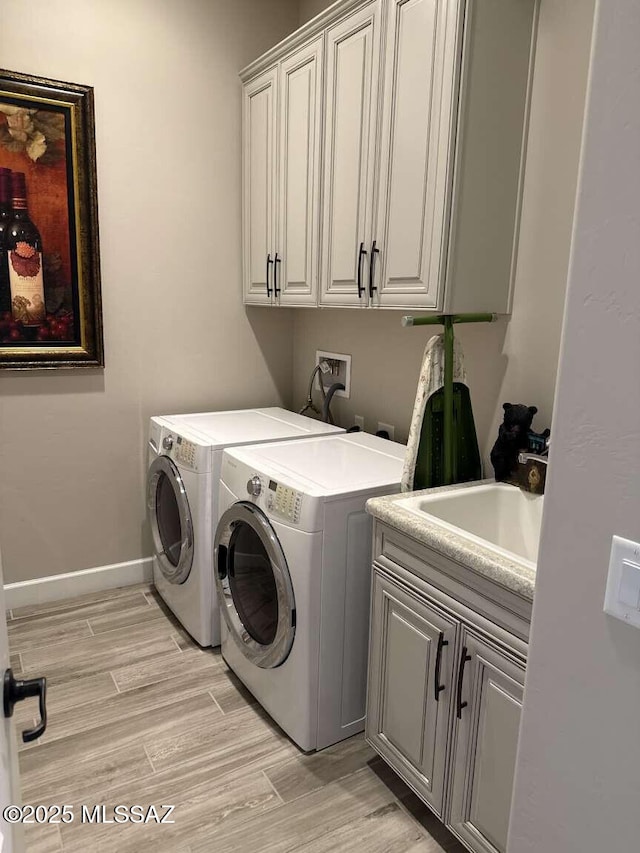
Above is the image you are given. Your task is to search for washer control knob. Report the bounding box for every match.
[162,435,174,451]
[247,476,262,497]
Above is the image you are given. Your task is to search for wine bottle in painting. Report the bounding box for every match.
[0,167,12,315]
[6,171,46,328]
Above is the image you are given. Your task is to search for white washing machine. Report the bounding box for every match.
[214,432,405,751]
[147,408,343,647]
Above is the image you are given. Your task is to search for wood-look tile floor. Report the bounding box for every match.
[8,583,466,853]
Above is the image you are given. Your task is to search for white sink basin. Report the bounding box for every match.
[397,483,543,570]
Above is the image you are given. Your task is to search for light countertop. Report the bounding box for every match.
[366,481,536,601]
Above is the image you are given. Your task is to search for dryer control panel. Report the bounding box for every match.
[266,480,302,524]
[175,436,197,468]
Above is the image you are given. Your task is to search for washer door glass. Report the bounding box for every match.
[147,455,194,584]
[215,502,295,668]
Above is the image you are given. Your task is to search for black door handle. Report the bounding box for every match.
[369,240,380,298]
[357,242,367,298]
[434,632,448,701]
[3,668,47,743]
[274,253,281,297]
[456,647,472,719]
[266,254,274,297]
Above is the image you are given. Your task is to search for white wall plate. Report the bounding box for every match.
[315,350,351,398]
[604,535,640,628]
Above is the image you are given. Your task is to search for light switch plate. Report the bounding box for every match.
[604,535,640,627]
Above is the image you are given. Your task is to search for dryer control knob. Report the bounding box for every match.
[162,435,174,451]
[247,476,262,497]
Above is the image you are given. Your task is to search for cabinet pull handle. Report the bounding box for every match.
[456,646,472,719]
[357,242,367,298]
[434,632,448,701]
[266,254,274,297]
[274,253,281,297]
[369,240,380,298]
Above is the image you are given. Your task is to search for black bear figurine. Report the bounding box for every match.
[490,403,538,482]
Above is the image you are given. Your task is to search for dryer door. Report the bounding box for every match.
[215,502,295,669]
[147,456,194,584]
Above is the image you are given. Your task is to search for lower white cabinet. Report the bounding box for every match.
[366,562,527,853]
[367,570,456,817]
[448,629,525,853]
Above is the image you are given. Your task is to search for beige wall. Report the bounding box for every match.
[299,0,338,22]
[0,0,299,584]
[510,1,640,847]
[294,0,594,469]
[0,0,594,585]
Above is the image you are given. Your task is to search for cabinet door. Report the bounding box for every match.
[370,0,461,309]
[243,68,278,305]
[448,630,525,853]
[276,37,324,306]
[319,1,382,307]
[366,568,458,817]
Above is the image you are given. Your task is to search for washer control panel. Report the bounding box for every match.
[266,479,302,524]
[175,435,197,468]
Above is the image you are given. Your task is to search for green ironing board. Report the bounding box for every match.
[402,312,495,488]
[413,382,482,490]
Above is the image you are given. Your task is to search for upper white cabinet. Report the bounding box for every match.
[277,37,324,305]
[241,0,538,312]
[242,68,278,305]
[371,0,456,309]
[243,40,323,306]
[319,1,382,307]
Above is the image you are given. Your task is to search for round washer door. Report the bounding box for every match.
[215,502,295,669]
[147,455,194,584]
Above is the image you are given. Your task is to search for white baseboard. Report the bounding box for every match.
[3,557,154,610]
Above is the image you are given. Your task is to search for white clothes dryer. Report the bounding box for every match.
[214,432,405,751]
[147,408,343,647]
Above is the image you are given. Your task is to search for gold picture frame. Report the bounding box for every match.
[0,68,103,369]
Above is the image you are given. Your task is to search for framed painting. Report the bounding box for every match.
[0,69,103,369]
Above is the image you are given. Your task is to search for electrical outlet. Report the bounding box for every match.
[377,422,395,441]
[354,415,365,430]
